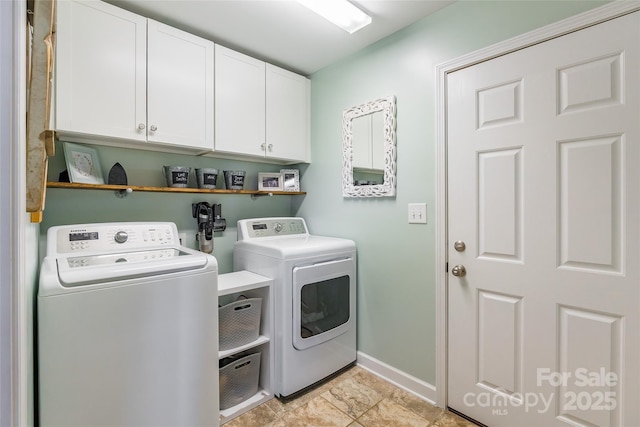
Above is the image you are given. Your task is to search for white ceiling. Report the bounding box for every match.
[105,0,454,76]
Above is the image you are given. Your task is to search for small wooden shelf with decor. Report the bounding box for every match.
[46,181,306,198]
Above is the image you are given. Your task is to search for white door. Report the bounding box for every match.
[214,45,266,157]
[147,20,214,151]
[55,0,147,142]
[447,12,640,427]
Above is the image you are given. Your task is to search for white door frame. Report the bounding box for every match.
[1,0,29,425]
[434,0,640,409]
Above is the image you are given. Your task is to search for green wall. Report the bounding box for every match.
[40,0,608,393]
[298,0,607,385]
[42,141,304,272]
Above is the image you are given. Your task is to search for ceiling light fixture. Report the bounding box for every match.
[296,0,372,34]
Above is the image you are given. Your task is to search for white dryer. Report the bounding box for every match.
[234,217,356,399]
[38,222,219,427]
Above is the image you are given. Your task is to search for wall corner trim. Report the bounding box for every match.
[356,351,437,406]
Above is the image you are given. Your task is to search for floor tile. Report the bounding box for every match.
[267,396,354,427]
[388,388,444,422]
[349,369,399,398]
[356,398,431,427]
[221,365,471,427]
[223,404,279,427]
[321,377,384,418]
[266,365,362,417]
[431,411,478,427]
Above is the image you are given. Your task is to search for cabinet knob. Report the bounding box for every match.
[138,123,146,130]
[267,144,273,152]
[150,125,158,132]
[260,143,266,150]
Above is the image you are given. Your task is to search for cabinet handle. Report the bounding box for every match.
[138,123,146,130]
[267,144,273,152]
[150,125,158,132]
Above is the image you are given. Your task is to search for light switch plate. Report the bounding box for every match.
[408,203,427,224]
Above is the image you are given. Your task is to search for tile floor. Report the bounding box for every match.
[224,365,478,427]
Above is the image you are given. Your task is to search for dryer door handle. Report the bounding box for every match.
[311,257,352,267]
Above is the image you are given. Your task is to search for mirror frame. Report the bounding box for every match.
[342,95,397,198]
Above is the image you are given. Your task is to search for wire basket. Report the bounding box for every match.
[219,297,262,351]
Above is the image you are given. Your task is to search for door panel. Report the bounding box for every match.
[558,135,622,272]
[447,11,639,427]
[478,148,523,261]
[557,306,622,427]
[477,291,523,395]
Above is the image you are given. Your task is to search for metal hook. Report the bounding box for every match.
[250,192,273,200]
[114,188,133,198]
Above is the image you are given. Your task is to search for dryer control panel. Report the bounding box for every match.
[48,222,178,255]
[237,217,309,240]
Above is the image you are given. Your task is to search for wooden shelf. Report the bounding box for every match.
[47,181,306,196]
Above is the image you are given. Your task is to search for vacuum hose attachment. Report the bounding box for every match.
[192,202,214,253]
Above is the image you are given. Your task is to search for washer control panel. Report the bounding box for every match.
[50,222,178,255]
[66,248,187,269]
[238,218,308,240]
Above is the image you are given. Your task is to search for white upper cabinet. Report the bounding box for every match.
[55,0,308,162]
[55,0,214,152]
[147,20,214,150]
[215,46,310,163]
[266,64,310,163]
[55,0,147,143]
[147,20,214,151]
[214,45,266,157]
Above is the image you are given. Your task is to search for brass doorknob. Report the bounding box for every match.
[451,265,466,277]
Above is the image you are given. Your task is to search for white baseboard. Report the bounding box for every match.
[356,351,438,406]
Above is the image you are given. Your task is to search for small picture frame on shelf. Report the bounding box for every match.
[62,142,105,184]
[280,169,300,192]
[258,172,284,191]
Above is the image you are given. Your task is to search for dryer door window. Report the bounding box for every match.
[292,258,355,350]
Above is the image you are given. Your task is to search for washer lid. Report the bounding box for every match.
[55,248,209,287]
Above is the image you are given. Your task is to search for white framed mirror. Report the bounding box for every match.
[342,95,396,197]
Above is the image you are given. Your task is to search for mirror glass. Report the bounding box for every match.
[342,96,396,197]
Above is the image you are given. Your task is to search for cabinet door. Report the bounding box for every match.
[147,20,214,151]
[55,0,147,142]
[214,45,266,157]
[266,64,310,162]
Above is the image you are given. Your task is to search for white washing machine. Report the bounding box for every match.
[38,222,219,427]
[234,217,356,398]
